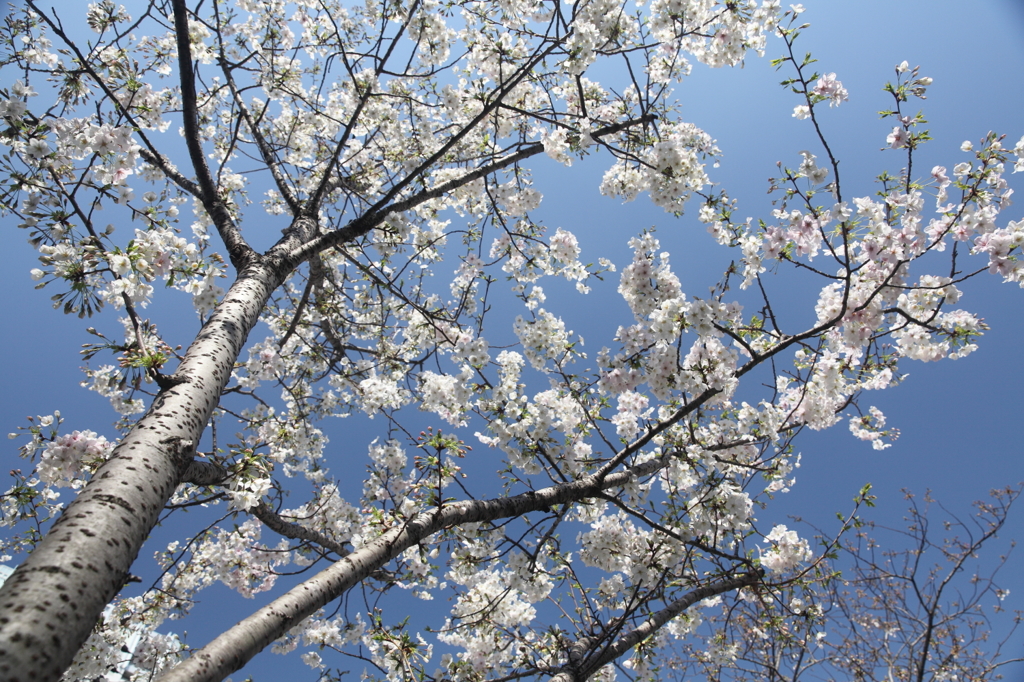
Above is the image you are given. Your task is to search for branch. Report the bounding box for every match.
[25,3,205,204]
[305,0,419,213]
[594,492,751,566]
[156,452,679,682]
[277,265,317,351]
[180,460,228,487]
[218,58,301,214]
[169,0,255,269]
[284,114,656,266]
[365,39,560,216]
[552,570,764,682]
[179,466,354,558]
[250,502,350,558]
[138,148,203,198]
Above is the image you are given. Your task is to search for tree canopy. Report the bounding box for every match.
[0,1,1021,681]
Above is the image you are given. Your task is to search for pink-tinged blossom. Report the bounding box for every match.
[792,213,823,259]
[762,226,788,261]
[110,167,132,185]
[887,126,909,149]
[9,0,1024,675]
[932,165,952,204]
[37,430,113,488]
[812,72,848,106]
[598,365,643,395]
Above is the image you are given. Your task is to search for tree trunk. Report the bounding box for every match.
[0,261,284,682]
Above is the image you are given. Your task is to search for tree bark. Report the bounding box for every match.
[0,261,285,682]
[156,457,745,682]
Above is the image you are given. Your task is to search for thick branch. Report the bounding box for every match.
[157,452,689,682]
[0,262,286,682]
[250,503,350,558]
[180,460,229,487]
[139,148,203,198]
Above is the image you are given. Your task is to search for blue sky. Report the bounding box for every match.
[1,0,1023,678]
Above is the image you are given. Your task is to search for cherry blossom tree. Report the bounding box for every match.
[0,1,1021,681]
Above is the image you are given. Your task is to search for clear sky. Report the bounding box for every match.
[1,0,1022,678]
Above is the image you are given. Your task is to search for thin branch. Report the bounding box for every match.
[217,58,301,214]
[170,0,255,269]
[286,114,657,265]
[553,570,764,682]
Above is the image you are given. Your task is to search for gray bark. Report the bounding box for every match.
[156,456,743,682]
[0,261,285,682]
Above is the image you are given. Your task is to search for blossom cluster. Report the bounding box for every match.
[36,430,114,489]
[760,524,814,573]
[600,123,722,213]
